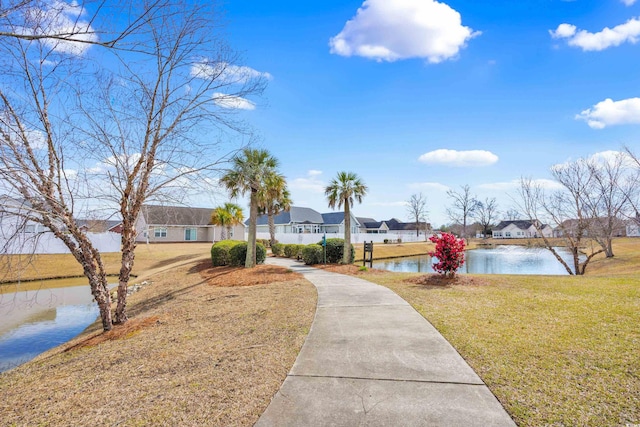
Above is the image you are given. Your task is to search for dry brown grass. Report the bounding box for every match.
[0,242,212,285]
[352,241,434,261]
[0,259,317,426]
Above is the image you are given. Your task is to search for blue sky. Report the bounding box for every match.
[219,0,640,226]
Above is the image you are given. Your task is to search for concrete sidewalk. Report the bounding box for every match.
[256,258,515,426]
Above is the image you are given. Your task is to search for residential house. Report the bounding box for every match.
[77,219,123,234]
[136,204,244,243]
[253,206,360,234]
[358,217,389,234]
[358,217,432,237]
[492,220,553,239]
[554,218,627,238]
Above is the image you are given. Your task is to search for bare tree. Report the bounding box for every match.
[406,193,428,238]
[504,207,520,220]
[0,0,164,51]
[446,185,479,239]
[0,0,266,329]
[583,152,637,258]
[518,168,604,275]
[474,197,498,239]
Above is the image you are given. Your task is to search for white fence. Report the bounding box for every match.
[1,231,121,255]
[253,232,429,245]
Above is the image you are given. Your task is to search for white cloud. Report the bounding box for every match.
[418,149,498,167]
[212,93,256,110]
[289,170,326,193]
[191,61,272,83]
[549,23,577,39]
[20,0,98,56]
[622,0,637,6]
[576,97,640,129]
[550,18,640,51]
[408,182,450,192]
[329,0,480,63]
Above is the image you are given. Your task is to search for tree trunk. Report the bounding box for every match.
[115,223,136,324]
[73,233,113,331]
[220,226,227,240]
[246,189,258,268]
[343,202,351,264]
[268,210,276,246]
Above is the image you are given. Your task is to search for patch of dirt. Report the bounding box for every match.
[64,316,161,351]
[196,261,304,287]
[0,259,317,427]
[404,274,489,287]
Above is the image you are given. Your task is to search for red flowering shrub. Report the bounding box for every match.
[428,232,466,278]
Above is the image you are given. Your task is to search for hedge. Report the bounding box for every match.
[283,243,303,259]
[302,244,324,265]
[228,242,267,266]
[271,243,284,256]
[319,238,354,264]
[211,240,243,266]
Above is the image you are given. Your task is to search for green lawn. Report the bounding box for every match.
[361,271,640,426]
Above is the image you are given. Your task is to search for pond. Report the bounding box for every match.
[372,245,579,275]
[0,279,99,373]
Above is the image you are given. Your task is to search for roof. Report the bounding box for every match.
[76,219,122,232]
[321,212,345,225]
[493,220,551,231]
[363,221,384,229]
[142,204,214,226]
[254,206,324,226]
[382,219,431,231]
[356,217,376,225]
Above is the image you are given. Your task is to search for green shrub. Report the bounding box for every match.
[319,238,354,264]
[229,242,267,266]
[271,242,284,256]
[302,244,324,265]
[257,238,274,248]
[284,244,303,259]
[383,239,389,244]
[211,240,243,266]
[397,238,402,243]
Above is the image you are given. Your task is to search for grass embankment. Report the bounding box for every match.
[0,243,212,288]
[0,252,317,426]
[343,238,640,426]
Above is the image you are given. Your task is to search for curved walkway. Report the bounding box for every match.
[257,258,515,426]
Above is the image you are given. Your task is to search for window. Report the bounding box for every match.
[24,224,36,233]
[505,232,511,237]
[185,228,197,241]
[154,227,167,238]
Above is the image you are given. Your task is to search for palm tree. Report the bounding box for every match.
[258,173,292,247]
[325,171,368,264]
[220,148,279,267]
[210,203,244,240]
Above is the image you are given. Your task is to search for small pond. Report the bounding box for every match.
[372,245,579,275]
[0,279,99,373]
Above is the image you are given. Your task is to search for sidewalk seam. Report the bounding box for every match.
[287,373,486,387]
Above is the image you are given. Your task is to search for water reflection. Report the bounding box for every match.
[0,284,98,373]
[372,245,580,275]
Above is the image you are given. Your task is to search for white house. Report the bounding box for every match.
[136,204,244,243]
[0,196,120,254]
[492,220,553,239]
[253,206,360,235]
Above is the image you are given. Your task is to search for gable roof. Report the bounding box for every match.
[254,206,324,226]
[142,205,214,226]
[382,219,431,231]
[357,217,376,225]
[493,220,551,231]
